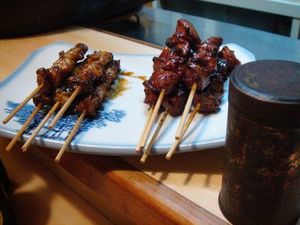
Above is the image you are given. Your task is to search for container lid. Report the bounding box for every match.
[229,60,300,124]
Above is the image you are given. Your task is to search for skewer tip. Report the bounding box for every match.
[54,110,86,163]
[5,146,12,152]
[165,154,172,160]
[21,145,28,152]
[140,157,146,164]
[54,157,61,163]
[135,146,143,153]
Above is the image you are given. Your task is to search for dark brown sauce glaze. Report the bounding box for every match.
[108,70,148,99]
[107,77,129,99]
[120,70,147,81]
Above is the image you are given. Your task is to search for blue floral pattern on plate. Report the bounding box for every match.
[5,101,126,141]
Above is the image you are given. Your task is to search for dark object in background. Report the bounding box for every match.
[219,60,300,225]
[0,159,14,225]
[0,0,151,38]
[158,0,292,37]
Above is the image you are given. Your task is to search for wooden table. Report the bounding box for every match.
[0,27,228,225]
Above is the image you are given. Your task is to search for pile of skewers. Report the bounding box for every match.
[137,19,240,163]
[3,43,120,162]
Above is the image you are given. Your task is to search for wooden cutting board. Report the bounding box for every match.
[0,26,228,224]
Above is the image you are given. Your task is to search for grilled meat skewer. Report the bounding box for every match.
[33,50,113,107]
[75,60,120,117]
[37,43,88,95]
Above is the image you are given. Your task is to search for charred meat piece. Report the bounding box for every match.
[196,37,223,56]
[162,84,188,117]
[218,46,241,78]
[148,70,182,95]
[54,86,73,106]
[193,93,220,114]
[37,43,88,93]
[166,19,201,54]
[75,60,120,117]
[67,51,112,94]
[143,80,158,107]
[191,37,223,74]
[86,51,113,66]
[183,62,210,91]
[183,37,223,92]
[32,92,54,106]
[36,68,53,94]
[53,43,88,73]
[153,48,185,73]
[175,19,201,45]
[193,74,224,114]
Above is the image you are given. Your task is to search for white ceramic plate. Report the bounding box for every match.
[0,42,255,155]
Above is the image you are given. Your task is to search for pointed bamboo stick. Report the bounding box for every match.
[55,110,86,163]
[22,102,60,152]
[6,104,43,151]
[175,83,197,139]
[48,87,80,129]
[135,107,154,152]
[140,111,168,163]
[136,89,165,152]
[166,103,201,160]
[2,85,42,124]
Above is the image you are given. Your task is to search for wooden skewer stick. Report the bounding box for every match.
[135,107,154,152]
[136,89,165,152]
[55,110,86,163]
[48,87,81,129]
[166,103,201,160]
[175,83,197,140]
[2,85,42,124]
[22,102,60,152]
[140,111,168,164]
[6,104,43,151]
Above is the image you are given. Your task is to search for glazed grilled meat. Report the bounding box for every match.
[32,92,54,106]
[166,19,201,55]
[183,62,209,91]
[75,60,120,117]
[34,51,114,107]
[193,74,224,114]
[148,70,182,95]
[143,19,240,117]
[66,51,112,95]
[184,37,223,92]
[218,46,241,78]
[33,43,120,118]
[37,43,88,94]
[143,80,158,107]
[162,84,188,117]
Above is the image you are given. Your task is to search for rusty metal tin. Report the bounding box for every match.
[219,60,300,225]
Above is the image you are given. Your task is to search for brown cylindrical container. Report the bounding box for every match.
[219,60,300,225]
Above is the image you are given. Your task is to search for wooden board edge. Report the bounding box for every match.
[31,148,228,225]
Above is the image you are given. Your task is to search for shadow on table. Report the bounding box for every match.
[123,148,224,186]
[0,139,113,225]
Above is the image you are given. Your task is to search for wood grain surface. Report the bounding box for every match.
[0,139,114,225]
